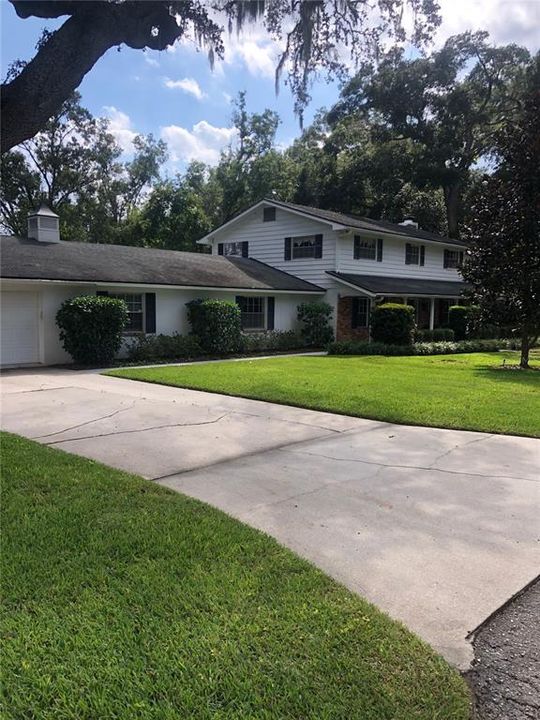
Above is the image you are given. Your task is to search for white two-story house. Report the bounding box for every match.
[199,198,468,340]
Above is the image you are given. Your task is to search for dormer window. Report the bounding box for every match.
[263,207,276,222]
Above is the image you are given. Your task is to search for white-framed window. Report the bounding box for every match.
[110,293,144,333]
[405,243,425,266]
[443,249,464,269]
[354,236,376,260]
[352,297,371,328]
[293,235,317,259]
[223,242,244,256]
[237,296,266,330]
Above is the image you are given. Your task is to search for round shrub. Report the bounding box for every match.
[186,299,242,355]
[370,303,415,345]
[297,301,334,347]
[56,295,128,366]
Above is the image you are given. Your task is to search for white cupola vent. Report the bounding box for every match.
[28,203,60,243]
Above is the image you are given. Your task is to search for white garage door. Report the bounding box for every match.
[1,291,41,366]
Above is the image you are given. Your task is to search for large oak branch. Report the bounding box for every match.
[1,2,187,153]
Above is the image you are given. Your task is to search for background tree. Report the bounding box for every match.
[1,0,440,153]
[462,55,540,368]
[0,93,167,243]
[327,32,530,236]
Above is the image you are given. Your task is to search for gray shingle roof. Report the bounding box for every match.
[0,236,323,292]
[267,199,468,247]
[328,272,467,297]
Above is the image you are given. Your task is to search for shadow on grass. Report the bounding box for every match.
[474,364,540,387]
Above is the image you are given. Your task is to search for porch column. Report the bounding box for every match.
[429,298,435,329]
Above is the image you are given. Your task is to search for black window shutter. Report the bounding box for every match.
[314,234,323,259]
[377,238,383,262]
[353,236,360,259]
[284,237,292,261]
[443,250,449,268]
[241,241,249,258]
[218,243,224,256]
[405,243,411,264]
[96,290,108,297]
[459,251,464,266]
[267,297,275,330]
[145,293,156,334]
[351,297,360,328]
[420,245,425,266]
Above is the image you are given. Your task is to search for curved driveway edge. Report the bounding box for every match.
[2,367,539,669]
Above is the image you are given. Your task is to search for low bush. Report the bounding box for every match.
[127,333,203,362]
[186,299,242,355]
[327,338,521,356]
[56,295,128,366]
[370,303,415,345]
[415,328,455,342]
[241,330,304,353]
[297,301,334,346]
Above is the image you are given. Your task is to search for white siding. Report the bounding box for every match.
[337,234,462,281]
[0,281,317,366]
[210,206,337,288]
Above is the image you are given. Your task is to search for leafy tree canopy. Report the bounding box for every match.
[1,0,440,153]
[327,31,530,236]
[462,55,540,368]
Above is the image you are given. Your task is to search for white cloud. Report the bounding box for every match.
[102,106,137,152]
[163,76,207,100]
[144,55,160,68]
[222,33,279,79]
[161,120,238,165]
[435,0,540,50]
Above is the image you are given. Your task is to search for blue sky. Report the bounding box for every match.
[2,0,538,175]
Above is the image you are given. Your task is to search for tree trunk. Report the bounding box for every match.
[520,329,530,369]
[443,180,462,239]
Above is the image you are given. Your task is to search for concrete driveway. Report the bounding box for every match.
[1,366,538,669]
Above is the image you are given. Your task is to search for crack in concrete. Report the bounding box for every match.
[32,401,137,440]
[1,385,75,395]
[282,448,538,483]
[427,433,494,469]
[42,413,232,446]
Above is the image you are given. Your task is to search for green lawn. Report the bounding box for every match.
[108,351,540,438]
[1,433,470,719]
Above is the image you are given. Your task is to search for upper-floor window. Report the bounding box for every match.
[263,207,276,222]
[405,243,425,266]
[354,236,376,260]
[110,293,144,333]
[284,234,323,260]
[237,296,266,330]
[443,249,464,269]
[218,241,248,257]
[354,236,383,261]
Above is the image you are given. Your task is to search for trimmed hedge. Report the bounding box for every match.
[56,295,128,366]
[370,303,415,345]
[241,330,304,353]
[186,299,242,355]
[415,328,455,342]
[448,306,469,341]
[127,333,203,362]
[327,338,521,357]
[297,301,334,346]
